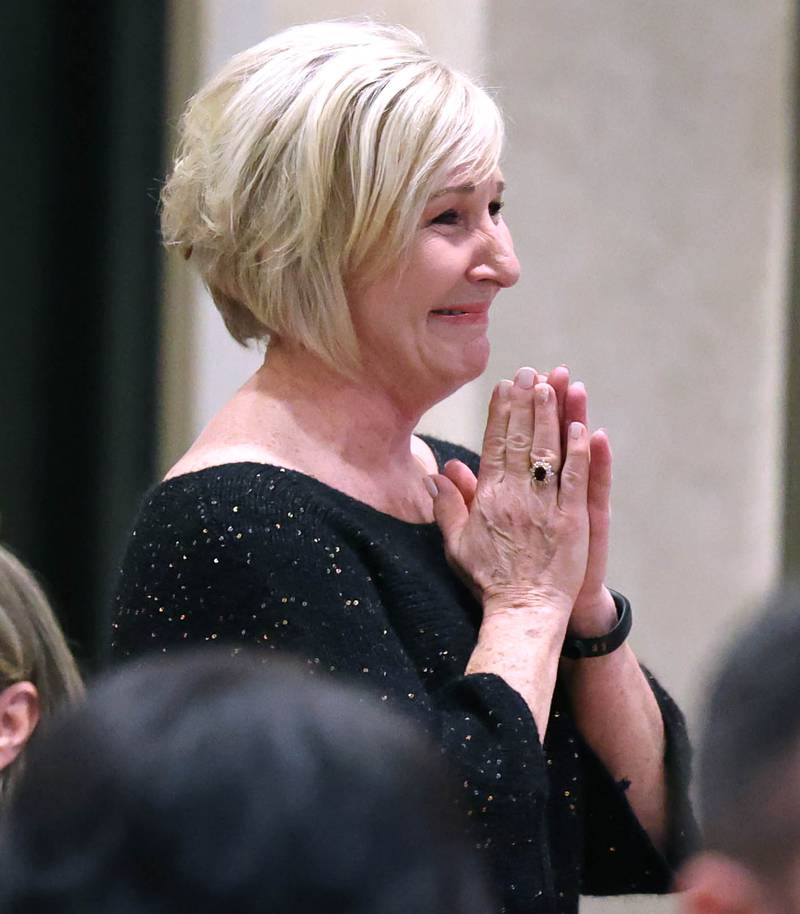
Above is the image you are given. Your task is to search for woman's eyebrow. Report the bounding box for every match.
[430,180,506,199]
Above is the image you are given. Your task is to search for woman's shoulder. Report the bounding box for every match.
[130,462,317,539]
[129,457,414,549]
[163,443,282,482]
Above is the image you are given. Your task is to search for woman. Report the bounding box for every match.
[0,544,84,806]
[0,650,491,914]
[113,20,696,912]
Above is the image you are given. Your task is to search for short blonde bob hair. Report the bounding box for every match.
[162,19,504,370]
[0,545,84,804]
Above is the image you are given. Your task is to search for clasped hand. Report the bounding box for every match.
[427,366,612,627]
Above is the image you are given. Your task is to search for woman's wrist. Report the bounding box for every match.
[482,584,574,620]
[567,586,617,637]
[568,587,619,638]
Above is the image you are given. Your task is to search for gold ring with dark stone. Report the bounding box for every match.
[530,459,554,486]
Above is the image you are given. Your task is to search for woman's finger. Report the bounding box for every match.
[558,421,590,512]
[478,380,512,483]
[529,383,561,484]
[504,368,537,479]
[443,459,478,509]
[563,381,588,454]
[547,366,570,427]
[426,474,469,547]
[580,429,612,594]
[587,429,612,517]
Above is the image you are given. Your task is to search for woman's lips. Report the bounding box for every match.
[429,302,490,324]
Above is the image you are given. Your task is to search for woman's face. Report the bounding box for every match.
[349,169,520,406]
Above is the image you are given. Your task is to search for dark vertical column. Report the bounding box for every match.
[0,2,166,670]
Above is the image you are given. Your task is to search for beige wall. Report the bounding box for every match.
[485,6,793,910]
[162,4,795,911]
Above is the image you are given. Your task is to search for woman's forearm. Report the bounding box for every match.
[466,590,571,741]
[560,641,668,851]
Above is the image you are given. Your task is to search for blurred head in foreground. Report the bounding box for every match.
[0,544,83,807]
[0,650,490,914]
[681,584,800,914]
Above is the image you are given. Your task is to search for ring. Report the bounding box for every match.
[530,459,554,486]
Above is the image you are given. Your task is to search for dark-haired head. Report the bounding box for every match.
[0,650,490,914]
[681,583,800,914]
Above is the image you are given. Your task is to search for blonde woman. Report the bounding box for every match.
[113,20,696,912]
[0,545,84,804]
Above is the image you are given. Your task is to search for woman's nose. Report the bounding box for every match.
[467,225,521,288]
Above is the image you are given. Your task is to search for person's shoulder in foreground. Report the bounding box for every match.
[680,582,800,914]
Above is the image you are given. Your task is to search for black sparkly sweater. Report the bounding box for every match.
[112,437,696,914]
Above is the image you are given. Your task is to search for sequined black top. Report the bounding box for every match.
[112,437,695,914]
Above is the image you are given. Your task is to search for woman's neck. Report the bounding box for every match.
[168,344,443,521]
[268,344,433,462]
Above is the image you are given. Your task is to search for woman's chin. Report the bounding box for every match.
[437,337,490,392]
[462,335,491,378]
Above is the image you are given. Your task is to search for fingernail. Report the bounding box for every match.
[423,476,438,497]
[498,379,513,398]
[536,384,550,404]
[569,421,584,439]
[572,380,586,392]
[516,367,535,389]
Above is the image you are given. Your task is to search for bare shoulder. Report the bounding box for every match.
[410,434,438,474]
[162,390,291,481]
[163,444,286,481]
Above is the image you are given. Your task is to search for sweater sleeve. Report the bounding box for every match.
[577,668,700,895]
[423,436,699,894]
[111,483,555,911]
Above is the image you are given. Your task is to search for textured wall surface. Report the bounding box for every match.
[163,4,794,911]
[485,5,793,912]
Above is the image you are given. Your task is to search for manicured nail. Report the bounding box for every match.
[569,421,584,439]
[515,367,535,389]
[535,384,550,404]
[423,476,438,497]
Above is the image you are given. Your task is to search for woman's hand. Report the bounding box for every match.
[425,368,591,618]
[538,367,615,634]
[439,366,617,633]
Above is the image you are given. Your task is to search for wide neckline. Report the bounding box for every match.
[154,436,462,530]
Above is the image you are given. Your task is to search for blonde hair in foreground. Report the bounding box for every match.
[0,545,84,802]
[161,18,504,372]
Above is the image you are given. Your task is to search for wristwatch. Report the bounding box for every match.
[560,589,632,659]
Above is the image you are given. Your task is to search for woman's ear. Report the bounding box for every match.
[678,852,773,914]
[0,681,40,771]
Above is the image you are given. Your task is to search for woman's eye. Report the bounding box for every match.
[428,200,504,228]
[429,209,459,226]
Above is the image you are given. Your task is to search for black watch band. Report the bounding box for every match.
[560,589,632,659]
